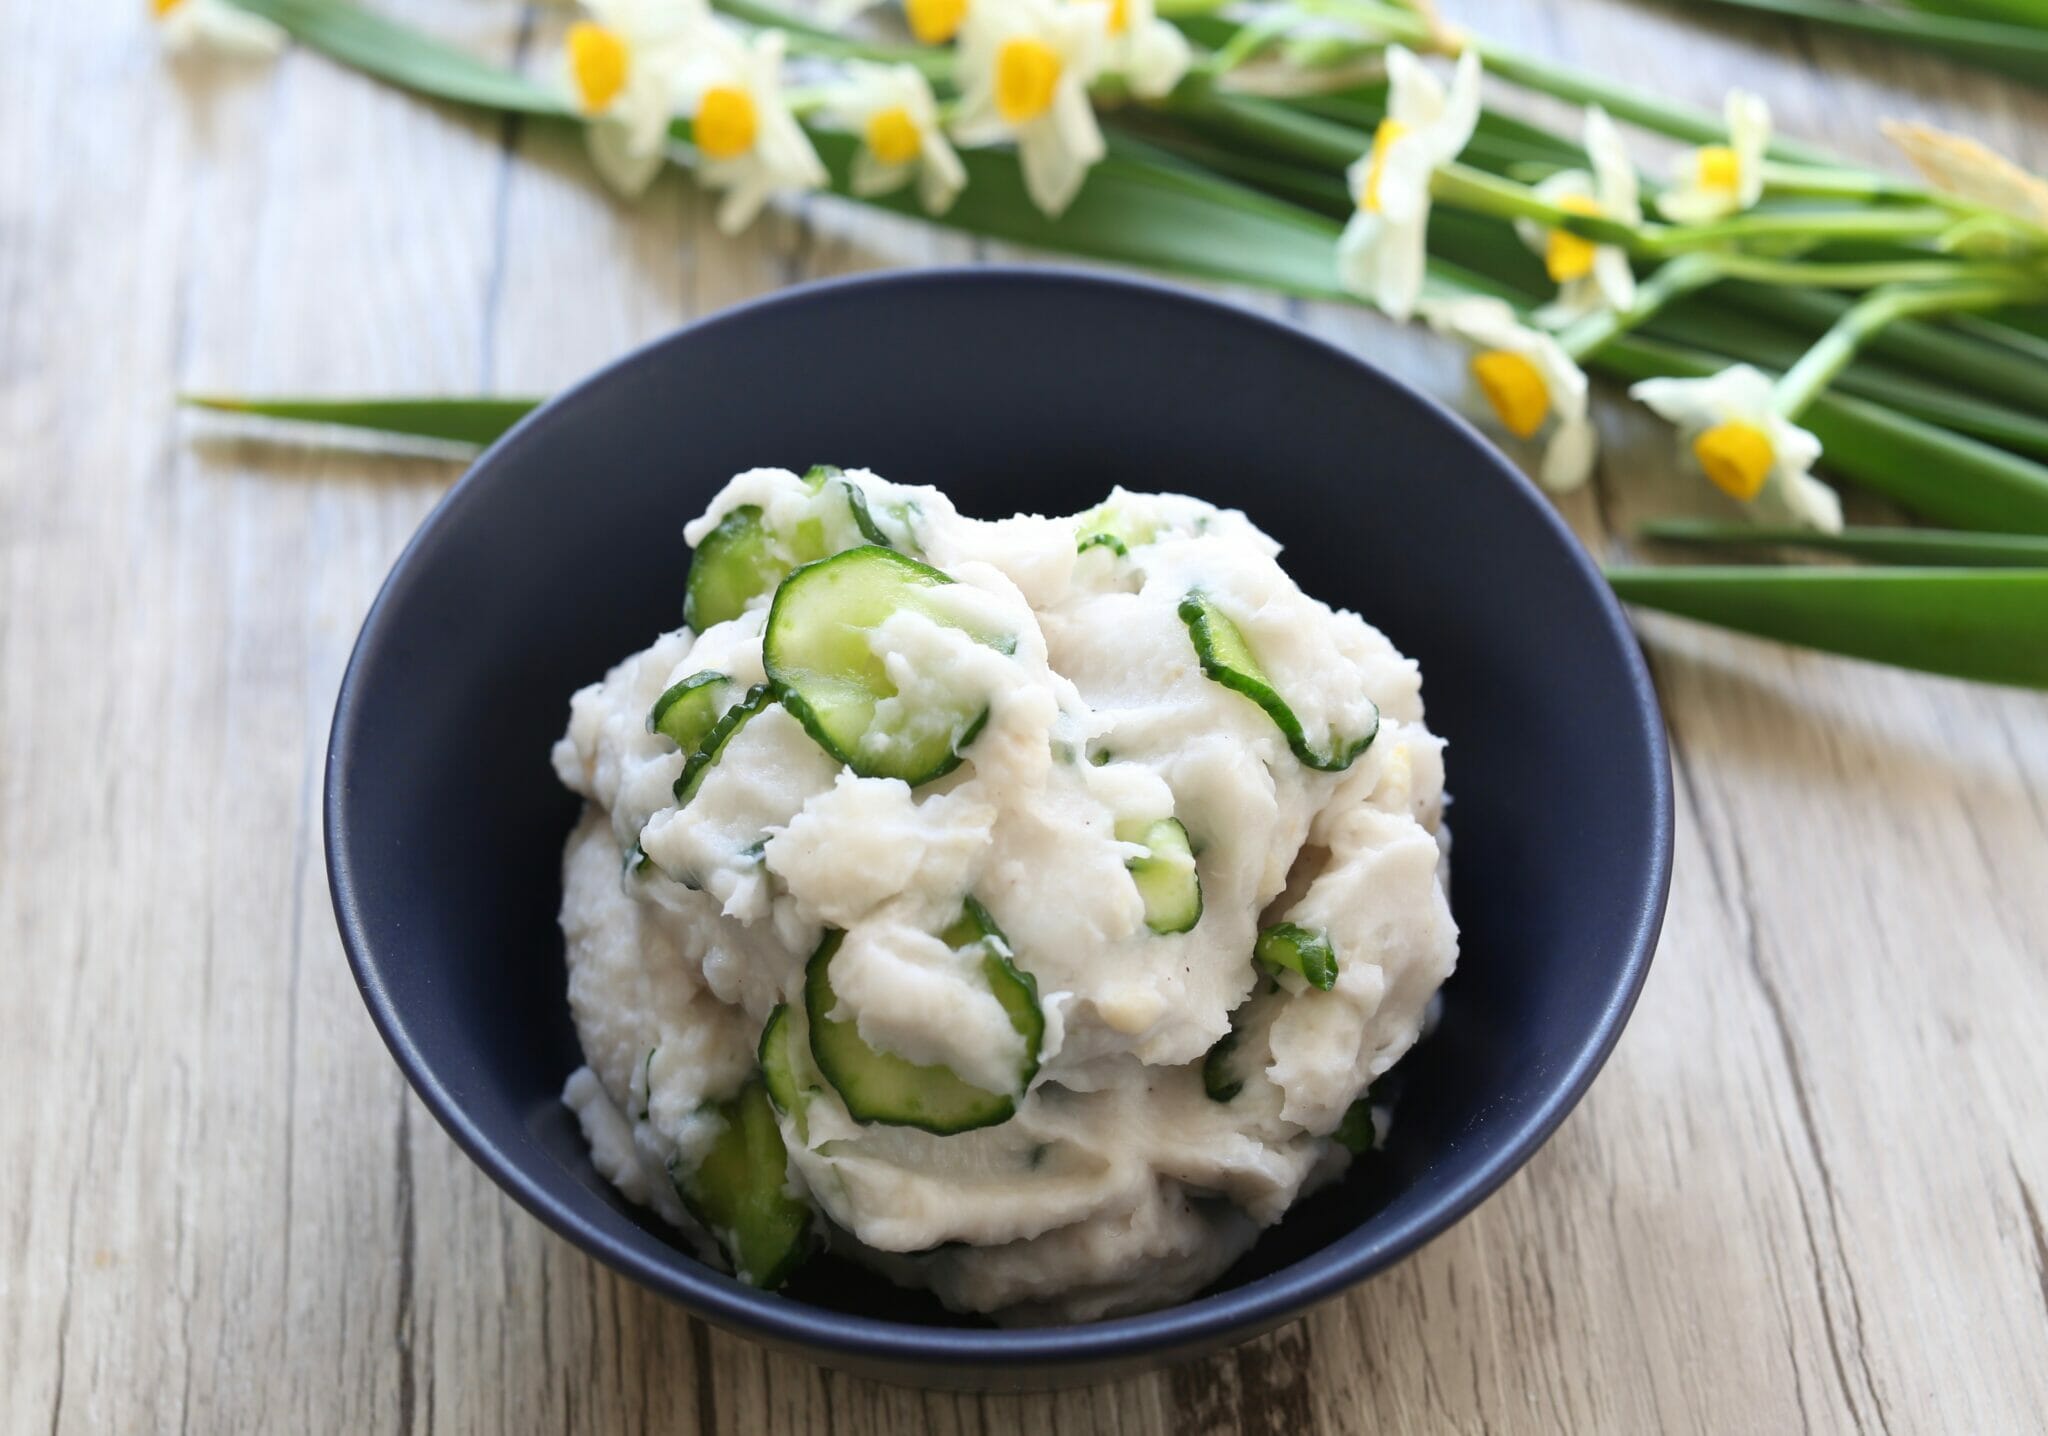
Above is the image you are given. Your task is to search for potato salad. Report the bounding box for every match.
[552,466,1456,1323]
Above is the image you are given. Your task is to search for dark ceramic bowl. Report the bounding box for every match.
[326,267,1671,1389]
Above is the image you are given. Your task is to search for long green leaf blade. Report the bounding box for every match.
[184,395,542,446]
[1639,519,2048,567]
[1605,566,2048,687]
[233,0,566,113]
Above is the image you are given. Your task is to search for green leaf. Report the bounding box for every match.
[232,0,566,113]
[183,395,541,447]
[1604,565,2048,688]
[1640,519,2048,567]
[1649,0,2048,87]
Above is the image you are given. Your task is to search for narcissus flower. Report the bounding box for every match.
[1097,0,1192,100]
[951,0,1110,217]
[1631,365,1842,530]
[1657,89,1769,225]
[151,0,286,58]
[1515,105,1639,325]
[562,0,705,197]
[826,61,967,214]
[1335,46,1482,321]
[680,27,829,233]
[1420,296,1597,492]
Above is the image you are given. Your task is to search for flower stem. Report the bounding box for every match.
[712,0,951,81]
[1638,205,1959,253]
[1774,281,2048,419]
[1557,253,1724,359]
[1429,162,1644,247]
[1708,255,2043,289]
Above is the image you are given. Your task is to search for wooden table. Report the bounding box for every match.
[6,1,2046,1430]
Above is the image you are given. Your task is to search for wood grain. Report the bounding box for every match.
[3,0,2045,1432]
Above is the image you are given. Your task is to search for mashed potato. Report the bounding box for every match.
[552,467,1455,1323]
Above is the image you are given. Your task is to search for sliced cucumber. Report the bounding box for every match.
[1115,817,1202,935]
[1178,591,1378,772]
[1075,500,1156,555]
[648,670,730,750]
[758,1004,803,1117]
[667,1076,813,1288]
[802,464,842,491]
[1334,1094,1379,1154]
[842,481,895,548]
[803,903,1043,1135]
[673,684,774,804]
[764,546,1010,786]
[1201,1027,1255,1103]
[1256,922,1339,991]
[685,506,788,631]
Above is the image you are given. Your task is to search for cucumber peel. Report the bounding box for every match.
[1201,1026,1254,1103]
[1115,817,1203,934]
[667,1076,814,1289]
[1178,591,1378,772]
[764,545,1010,786]
[803,902,1043,1135]
[685,506,787,631]
[673,684,774,804]
[648,670,730,751]
[1256,922,1339,991]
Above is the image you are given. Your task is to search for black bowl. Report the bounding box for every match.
[327,267,1671,1388]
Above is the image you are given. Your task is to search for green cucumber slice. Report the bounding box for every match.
[667,1076,813,1288]
[1335,1094,1380,1154]
[648,670,730,750]
[764,546,1010,786]
[1115,817,1202,935]
[758,1005,802,1117]
[1201,1026,1255,1103]
[1256,922,1339,991]
[673,684,774,804]
[685,506,788,631]
[803,903,1043,1135]
[1075,500,1156,555]
[1178,591,1378,772]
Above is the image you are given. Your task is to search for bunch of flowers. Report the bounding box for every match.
[161,0,2048,687]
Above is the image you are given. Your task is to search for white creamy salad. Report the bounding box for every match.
[551,465,1456,1323]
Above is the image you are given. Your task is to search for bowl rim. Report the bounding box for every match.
[326,264,1672,1370]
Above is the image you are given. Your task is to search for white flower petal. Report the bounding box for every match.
[1591,245,1636,313]
[587,118,670,197]
[1584,106,1640,222]
[1541,413,1599,492]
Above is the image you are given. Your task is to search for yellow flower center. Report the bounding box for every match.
[1697,144,1741,193]
[1470,351,1551,440]
[1545,194,1604,284]
[695,86,759,161]
[996,38,1063,125]
[1693,421,1775,500]
[906,0,968,44]
[1359,118,1410,213]
[152,0,187,17]
[865,105,923,166]
[1108,0,1131,35]
[567,22,631,115]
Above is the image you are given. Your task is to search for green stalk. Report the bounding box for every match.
[1640,519,2048,567]
[1429,163,1646,247]
[1648,0,2048,88]
[713,0,952,80]
[1603,566,2048,688]
[1638,206,1961,254]
[1556,253,1724,359]
[1774,282,2048,418]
